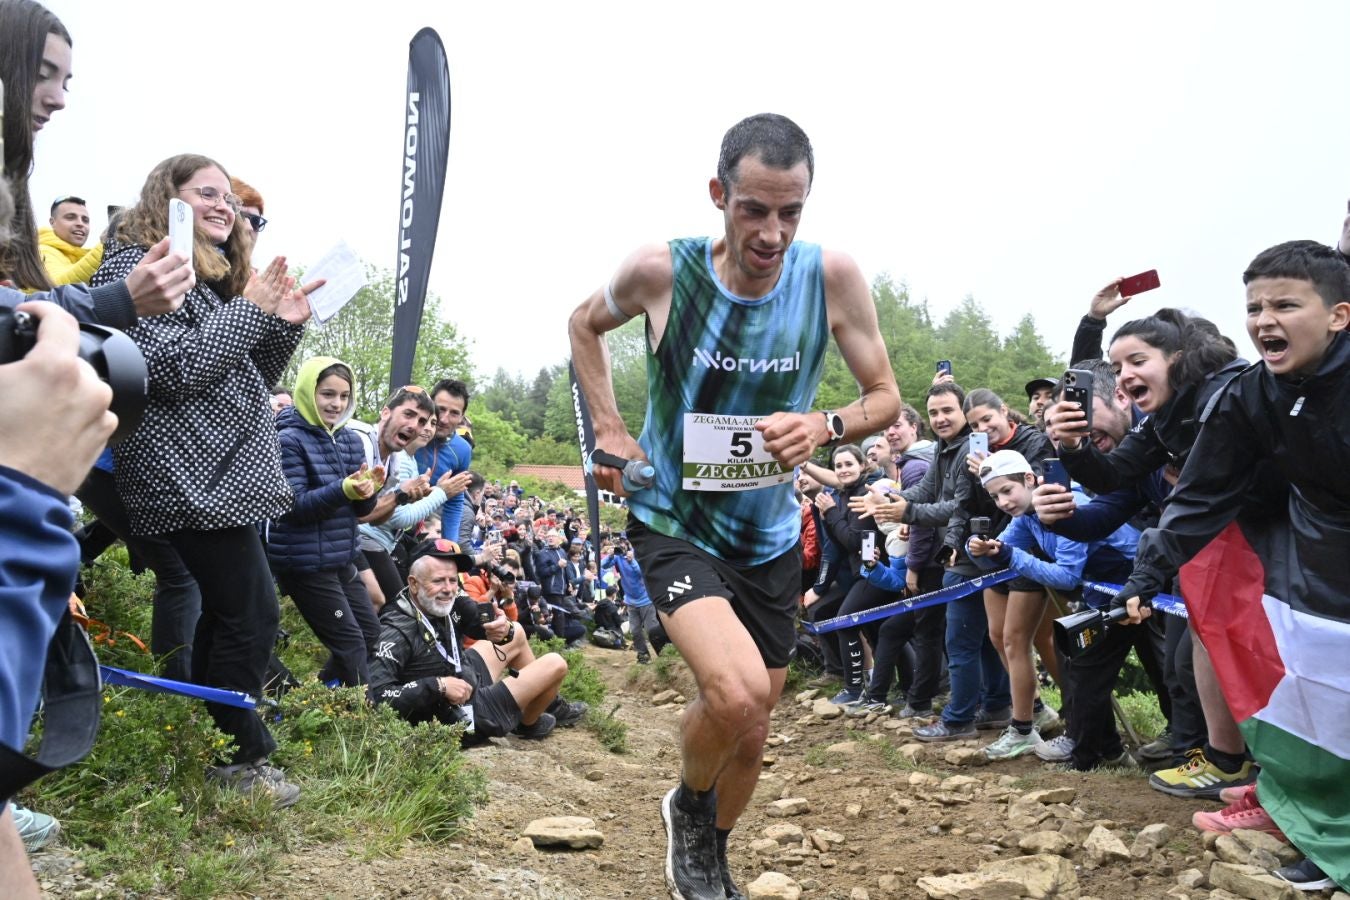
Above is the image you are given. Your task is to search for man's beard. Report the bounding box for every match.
[415,591,456,618]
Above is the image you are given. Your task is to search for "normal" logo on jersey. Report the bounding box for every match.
[692,348,801,374]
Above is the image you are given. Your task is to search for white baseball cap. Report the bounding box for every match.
[978,449,1034,487]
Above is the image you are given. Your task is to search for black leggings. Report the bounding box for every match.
[163,525,279,764]
[866,567,946,706]
[364,546,406,605]
[276,563,379,686]
[837,579,894,693]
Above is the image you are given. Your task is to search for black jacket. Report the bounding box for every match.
[368,592,491,725]
[1060,358,1249,497]
[898,429,981,575]
[948,424,1054,556]
[1121,333,1349,605]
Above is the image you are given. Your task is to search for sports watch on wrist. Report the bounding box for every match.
[820,410,845,446]
[394,489,412,506]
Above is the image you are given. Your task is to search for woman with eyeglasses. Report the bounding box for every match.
[89,153,322,807]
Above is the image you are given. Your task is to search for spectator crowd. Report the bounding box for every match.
[1,0,1347,896]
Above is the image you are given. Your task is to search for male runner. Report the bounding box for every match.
[568,113,899,900]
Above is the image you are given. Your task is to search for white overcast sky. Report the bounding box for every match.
[30,1,1350,381]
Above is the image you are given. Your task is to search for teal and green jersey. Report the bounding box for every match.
[628,237,829,564]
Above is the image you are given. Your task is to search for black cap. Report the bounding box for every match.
[1024,376,1057,399]
[410,538,474,571]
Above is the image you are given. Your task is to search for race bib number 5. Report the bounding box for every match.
[682,413,791,492]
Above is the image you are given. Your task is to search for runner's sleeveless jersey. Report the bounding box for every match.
[628,237,829,564]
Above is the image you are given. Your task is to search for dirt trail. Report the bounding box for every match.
[258,646,1210,900]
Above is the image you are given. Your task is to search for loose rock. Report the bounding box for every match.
[813,698,844,719]
[522,816,604,849]
[1083,825,1130,867]
[747,871,802,900]
[1230,829,1301,866]
[1018,831,1072,857]
[943,747,989,767]
[1208,861,1298,900]
[917,853,1078,900]
[652,689,679,704]
[766,797,811,817]
[763,823,805,845]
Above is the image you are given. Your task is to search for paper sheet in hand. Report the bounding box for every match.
[305,241,368,324]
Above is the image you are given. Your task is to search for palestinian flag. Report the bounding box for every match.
[1180,509,1350,888]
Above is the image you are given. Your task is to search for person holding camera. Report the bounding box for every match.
[90,153,322,807]
[0,300,115,897]
[605,541,658,664]
[369,540,569,741]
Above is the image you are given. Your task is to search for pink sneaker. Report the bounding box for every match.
[1192,785,1285,840]
[1217,782,1256,805]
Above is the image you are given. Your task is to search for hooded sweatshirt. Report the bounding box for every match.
[266,356,377,573]
[38,227,104,286]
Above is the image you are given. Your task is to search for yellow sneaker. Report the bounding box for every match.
[1148,748,1255,800]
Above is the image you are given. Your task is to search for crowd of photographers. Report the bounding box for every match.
[2,0,1349,894]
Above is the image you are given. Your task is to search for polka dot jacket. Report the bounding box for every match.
[92,241,305,536]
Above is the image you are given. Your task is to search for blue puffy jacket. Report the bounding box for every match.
[266,358,377,573]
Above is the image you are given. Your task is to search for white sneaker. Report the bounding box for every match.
[1034,733,1075,762]
[985,725,1041,760]
[1033,704,1061,735]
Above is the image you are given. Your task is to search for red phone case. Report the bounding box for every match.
[1119,269,1161,297]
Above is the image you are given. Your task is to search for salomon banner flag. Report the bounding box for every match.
[389,28,451,392]
[568,361,603,550]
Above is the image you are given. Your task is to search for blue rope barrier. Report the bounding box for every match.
[803,569,1017,635]
[1082,582,1188,619]
[100,665,259,710]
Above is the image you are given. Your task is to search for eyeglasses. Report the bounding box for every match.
[179,186,242,214]
[242,212,267,233]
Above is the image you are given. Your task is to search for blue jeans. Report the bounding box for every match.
[940,571,1010,727]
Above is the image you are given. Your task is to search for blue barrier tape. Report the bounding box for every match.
[803,569,1017,635]
[100,665,259,710]
[1082,582,1188,619]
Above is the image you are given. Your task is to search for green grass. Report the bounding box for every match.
[1040,682,1167,745]
[16,559,511,896]
[649,643,683,683]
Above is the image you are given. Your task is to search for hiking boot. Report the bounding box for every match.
[208,760,301,808]
[661,787,723,900]
[1138,728,1174,761]
[1033,734,1075,763]
[828,689,862,707]
[913,720,977,742]
[547,696,588,728]
[717,837,745,900]
[1273,858,1335,891]
[984,725,1041,760]
[1032,704,1061,736]
[1192,785,1286,840]
[846,699,893,718]
[9,803,60,852]
[514,712,556,740]
[1148,748,1255,800]
[974,706,1012,730]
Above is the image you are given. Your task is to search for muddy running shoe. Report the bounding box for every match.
[661,787,723,900]
[1274,858,1335,891]
[9,803,60,851]
[208,760,300,808]
[1032,704,1061,736]
[1148,748,1255,800]
[1138,728,1174,761]
[975,706,1012,730]
[846,699,893,718]
[1192,784,1286,839]
[913,720,977,742]
[547,696,588,728]
[1033,734,1075,763]
[984,725,1041,760]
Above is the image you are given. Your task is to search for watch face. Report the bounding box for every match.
[830,413,845,439]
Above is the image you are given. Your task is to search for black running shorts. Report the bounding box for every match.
[627,517,800,669]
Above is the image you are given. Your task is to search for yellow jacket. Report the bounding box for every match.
[38,227,104,286]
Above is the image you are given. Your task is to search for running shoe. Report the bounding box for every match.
[514,712,557,740]
[1138,728,1174,761]
[1148,748,1255,800]
[896,704,933,720]
[661,787,723,900]
[1032,704,1061,736]
[846,699,893,718]
[974,706,1012,730]
[717,836,746,900]
[1192,784,1286,840]
[208,760,301,808]
[984,725,1041,760]
[1273,858,1335,891]
[1033,733,1075,763]
[1219,782,1256,805]
[828,689,862,707]
[913,720,977,742]
[9,804,59,852]
[547,696,588,728]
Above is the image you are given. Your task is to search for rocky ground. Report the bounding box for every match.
[35,645,1347,899]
